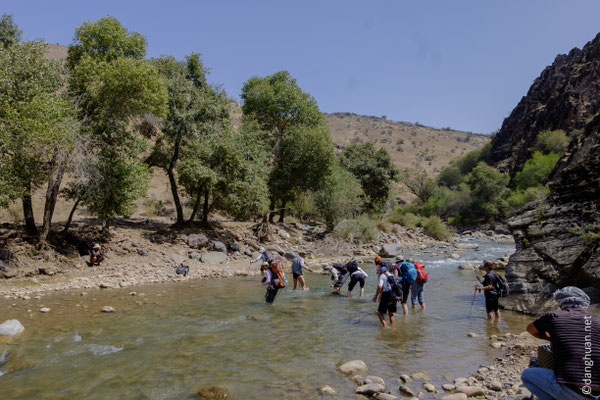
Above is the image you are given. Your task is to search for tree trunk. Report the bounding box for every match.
[269,197,276,223]
[39,164,65,243]
[188,188,203,224]
[22,190,38,237]
[62,198,81,234]
[278,199,287,223]
[201,189,210,226]
[167,169,184,228]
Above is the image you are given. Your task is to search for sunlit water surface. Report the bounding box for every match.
[0,238,530,399]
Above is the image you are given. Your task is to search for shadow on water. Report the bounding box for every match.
[0,239,528,399]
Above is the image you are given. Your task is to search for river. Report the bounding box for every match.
[0,238,530,399]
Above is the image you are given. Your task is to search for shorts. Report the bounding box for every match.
[292,271,303,279]
[265,285,280,303]
[348,275,365,292]
[485,294,499,313]
[410,281,424,305]
[378,291,397,314]
[400,281,411,304]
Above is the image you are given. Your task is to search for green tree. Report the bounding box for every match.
[0,34,79,241]
[513,151,560,191]
[147,53,230,227]
[401,167,438,205]
[241,70,326,221]
[437,164,464,189]
[66,17,167,232]
[339,143,399,211]
[535,129,570,155]
[269,123,334,221]
[466,162,509,221]
[0,14,22,48]
[314,161,364,231]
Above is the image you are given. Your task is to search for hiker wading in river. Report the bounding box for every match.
[475,260,501,321]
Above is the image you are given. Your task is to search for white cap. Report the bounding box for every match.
[259,247,265,253]
[93,243,101,249]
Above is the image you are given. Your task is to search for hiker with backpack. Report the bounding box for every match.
[335,260,368,298]
[474,260,506,320]
[411,261,428,310]
[397,259,418,315]
[261,259,287,304]
[372,265,401,327]
[326,262,348,293]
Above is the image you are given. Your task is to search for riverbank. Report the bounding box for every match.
[0,217,513,299]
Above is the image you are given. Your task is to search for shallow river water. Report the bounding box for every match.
[0,238,530,399]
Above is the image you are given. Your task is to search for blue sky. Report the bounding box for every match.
[4,0,600,133]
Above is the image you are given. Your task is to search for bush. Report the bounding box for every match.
[536,129,570,154]
[334,215,378,244]
[422,215,452,241]
[513,151,560,190]
[387,204,420,224]
[437,165,463,188]
[376,220,391,233]
[502,185,550,217]
[422,186,472,219]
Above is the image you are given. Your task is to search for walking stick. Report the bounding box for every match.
[468,288,478,317]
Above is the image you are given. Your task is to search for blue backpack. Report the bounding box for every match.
[400,262,417,284]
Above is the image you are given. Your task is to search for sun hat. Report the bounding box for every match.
[93,243,101,249]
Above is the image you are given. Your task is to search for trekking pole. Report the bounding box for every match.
[468,288,478,317]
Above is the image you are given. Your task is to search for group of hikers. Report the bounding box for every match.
[251,249,430,327]
[251,248,600,400]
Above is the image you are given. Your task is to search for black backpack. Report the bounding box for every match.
[385,274,403,302]
[345,260,358,274]
[493,272,510,297]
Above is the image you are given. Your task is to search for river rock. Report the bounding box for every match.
[267,244,285,255]
[351,374,365,385]
[319,385,336,395]
[190,252,202,261]
[101,306,114,313]
[458,263,475,270]
[356,383,385,395]
[488,380,503,391]
[170,254,186,264]
[365,376,385,386]
[456,385,484,396]
[398,385,415,396]
[212,241,227,253]
[0,320,24,337]
[454,377,467,386]
[187,234,209,249]
[450,253,461,260]
[339,360,368,375]
[467,332,479,337]
[441,394,467,400]
[379,244,402,257]
[442,383,456,392]
[278,229,290,239]
[398,374,412,383]
[40,307,51,313]
[423,382,436,392]
[197,385,230,399]
[227,242,240,252]
[411,371,431,380]
[137,248,148,256]
[374,393,397,400]
[201,252,228,264]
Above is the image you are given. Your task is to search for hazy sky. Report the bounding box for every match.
[4,0,600,133]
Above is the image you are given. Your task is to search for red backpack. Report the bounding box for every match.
[414,262,428,283]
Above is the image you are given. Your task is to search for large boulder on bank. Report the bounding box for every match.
[379,244,402,258]
[0,320,25,337]
[187,234,209,249]
[201,252,227,264]
[339,360,368,375]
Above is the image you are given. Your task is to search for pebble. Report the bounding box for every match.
[411,371,431,380]
[456,385,484,396]
[374,393,397,400]
[40,307,51,313]
[467,332,479,338]
[398,374,412,383]
[365,376,385,386]
[423,382,436,392]
[101,306,115,313]
[339,360,368,375]
[399,385,415,396]
[442,383,456,392]
[319,385,336,395]
[441,393,467,400]
[356,383,385,395]
[489,380,503,391]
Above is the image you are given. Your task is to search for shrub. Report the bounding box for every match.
[334,215,378,244]
[143,198,169,217]
[513,151,560,190]
[376,220,391,233]
[536,129,570,154]
[422,215,452,241]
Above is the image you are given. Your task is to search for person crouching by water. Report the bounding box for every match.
[291,251,313,291]
[90,243,105,266]
[261,260,287,304]
[474,260,501,321]
[372,266,396,327]
[326,263,348,294]
[521,286,600,400]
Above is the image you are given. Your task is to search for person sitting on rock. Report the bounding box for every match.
[89,243,105,266]
[521,286,600,400]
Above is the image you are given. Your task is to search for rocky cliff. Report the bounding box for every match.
[489,32,600,175]
[503,114,600,313]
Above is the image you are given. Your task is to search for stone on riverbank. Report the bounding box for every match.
[441,393,467,400]
[456,385,484,396]
[379,244,402,257]
[351,375,364,385]
[170,254,186,264]
[212,241,227,253]
[319,385,336,395]
[442,383,456,392]
[201,252,227,264]
[365,376,385,386]
[101,306,115,313]
[356,383,385,395]
[398,373,412,383]
[187,234,209,249]
[339,360,368,375]
[40,307,50,313]
[197,385,230,399]
[423,382,436,392]
[398,385,415,396]
[411,371,431,380]
[0,320,24,337]
[374,393,398,400]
